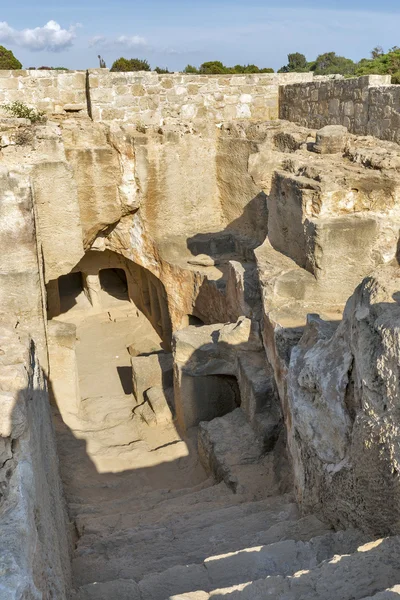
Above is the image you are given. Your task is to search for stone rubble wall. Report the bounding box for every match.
[0,69,312,124]
[0,69,87,114]
[1,71,400,142]
[280,74,400,144]
[87,70,313,124]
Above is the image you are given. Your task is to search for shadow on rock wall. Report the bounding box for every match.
[186,194,268,264]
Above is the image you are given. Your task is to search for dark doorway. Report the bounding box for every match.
[188,315,205,327]
[213,374,241,411]
[58,272,85,314]
[99,268,129,303]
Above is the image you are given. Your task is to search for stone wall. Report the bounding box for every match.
[0,69,312,124]
[88,70,313,125]
[279,74,400,144]
[0,69,86,114]
[1,70,400,143]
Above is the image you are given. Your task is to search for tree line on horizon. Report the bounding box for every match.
[278,47,400,83]
[105,57,274,74]
[1,44,400,83]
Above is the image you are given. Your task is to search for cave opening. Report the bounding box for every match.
[99,267,129,306]
[57,271,90,315]
[188,314,205,327]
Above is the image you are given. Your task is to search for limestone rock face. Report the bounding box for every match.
[0,328,71,599]
[32,159,84,281]
[62,121,141,248]
[287,264,400,534]
[173,317,281,442]
[255,131,400,428]
[4,103,400,598]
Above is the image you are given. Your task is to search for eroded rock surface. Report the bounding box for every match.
[2,103,400,600]
[287,264,400,534]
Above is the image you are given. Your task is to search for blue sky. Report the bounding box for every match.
[1,1,400,70]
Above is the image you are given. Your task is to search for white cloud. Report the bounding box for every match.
[0,20,78,52]
[89,34,147,50]
[116,35,147,49]
[88,35,107,48]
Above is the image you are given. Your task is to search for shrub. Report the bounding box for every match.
[232,64,274,73]
[199,61,227,74]
[193,61,274,75]
[1,101,46,123]
[183,64,199,74]
[356,47,400,83]
[0,45,22,70]
[111,57,151,72]
[154,66,170,74]
[31,66,69,70]
[311,52,356,76]
[392,71,400,84]
[278,53,309,73]
[110,57,131,72]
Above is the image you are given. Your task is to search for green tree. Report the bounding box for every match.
[356,46,400,83]
[231,64,273,73]
[244,64,261,73]
[38,66,68,70]
[311,52,356,76]
[110,57,151,72]
[371,46,384,59]
[232,64,246,73]
[154,66,170,74]
[183,64,199,74]
[278,52,308,73]
[199,61,228,74]
[0,46,22,69]
[110,57,131,72]
[183,61,273,75]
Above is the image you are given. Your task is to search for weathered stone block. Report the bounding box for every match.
[314,125,348,154]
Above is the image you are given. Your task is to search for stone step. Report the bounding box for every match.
[69,475,216,519]
[76,495,299,546]
[198,408,279,496]
[360,589,400,600]
[137,529,366,600]
[75,579,140,600]
[67,394,142,456]
[72,508,330,587]
[196,537,400,600]
[75,484,294,538]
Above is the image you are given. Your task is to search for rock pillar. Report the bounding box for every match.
[82,272,102,309]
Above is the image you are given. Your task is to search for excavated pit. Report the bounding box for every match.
[3,101,400,599]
